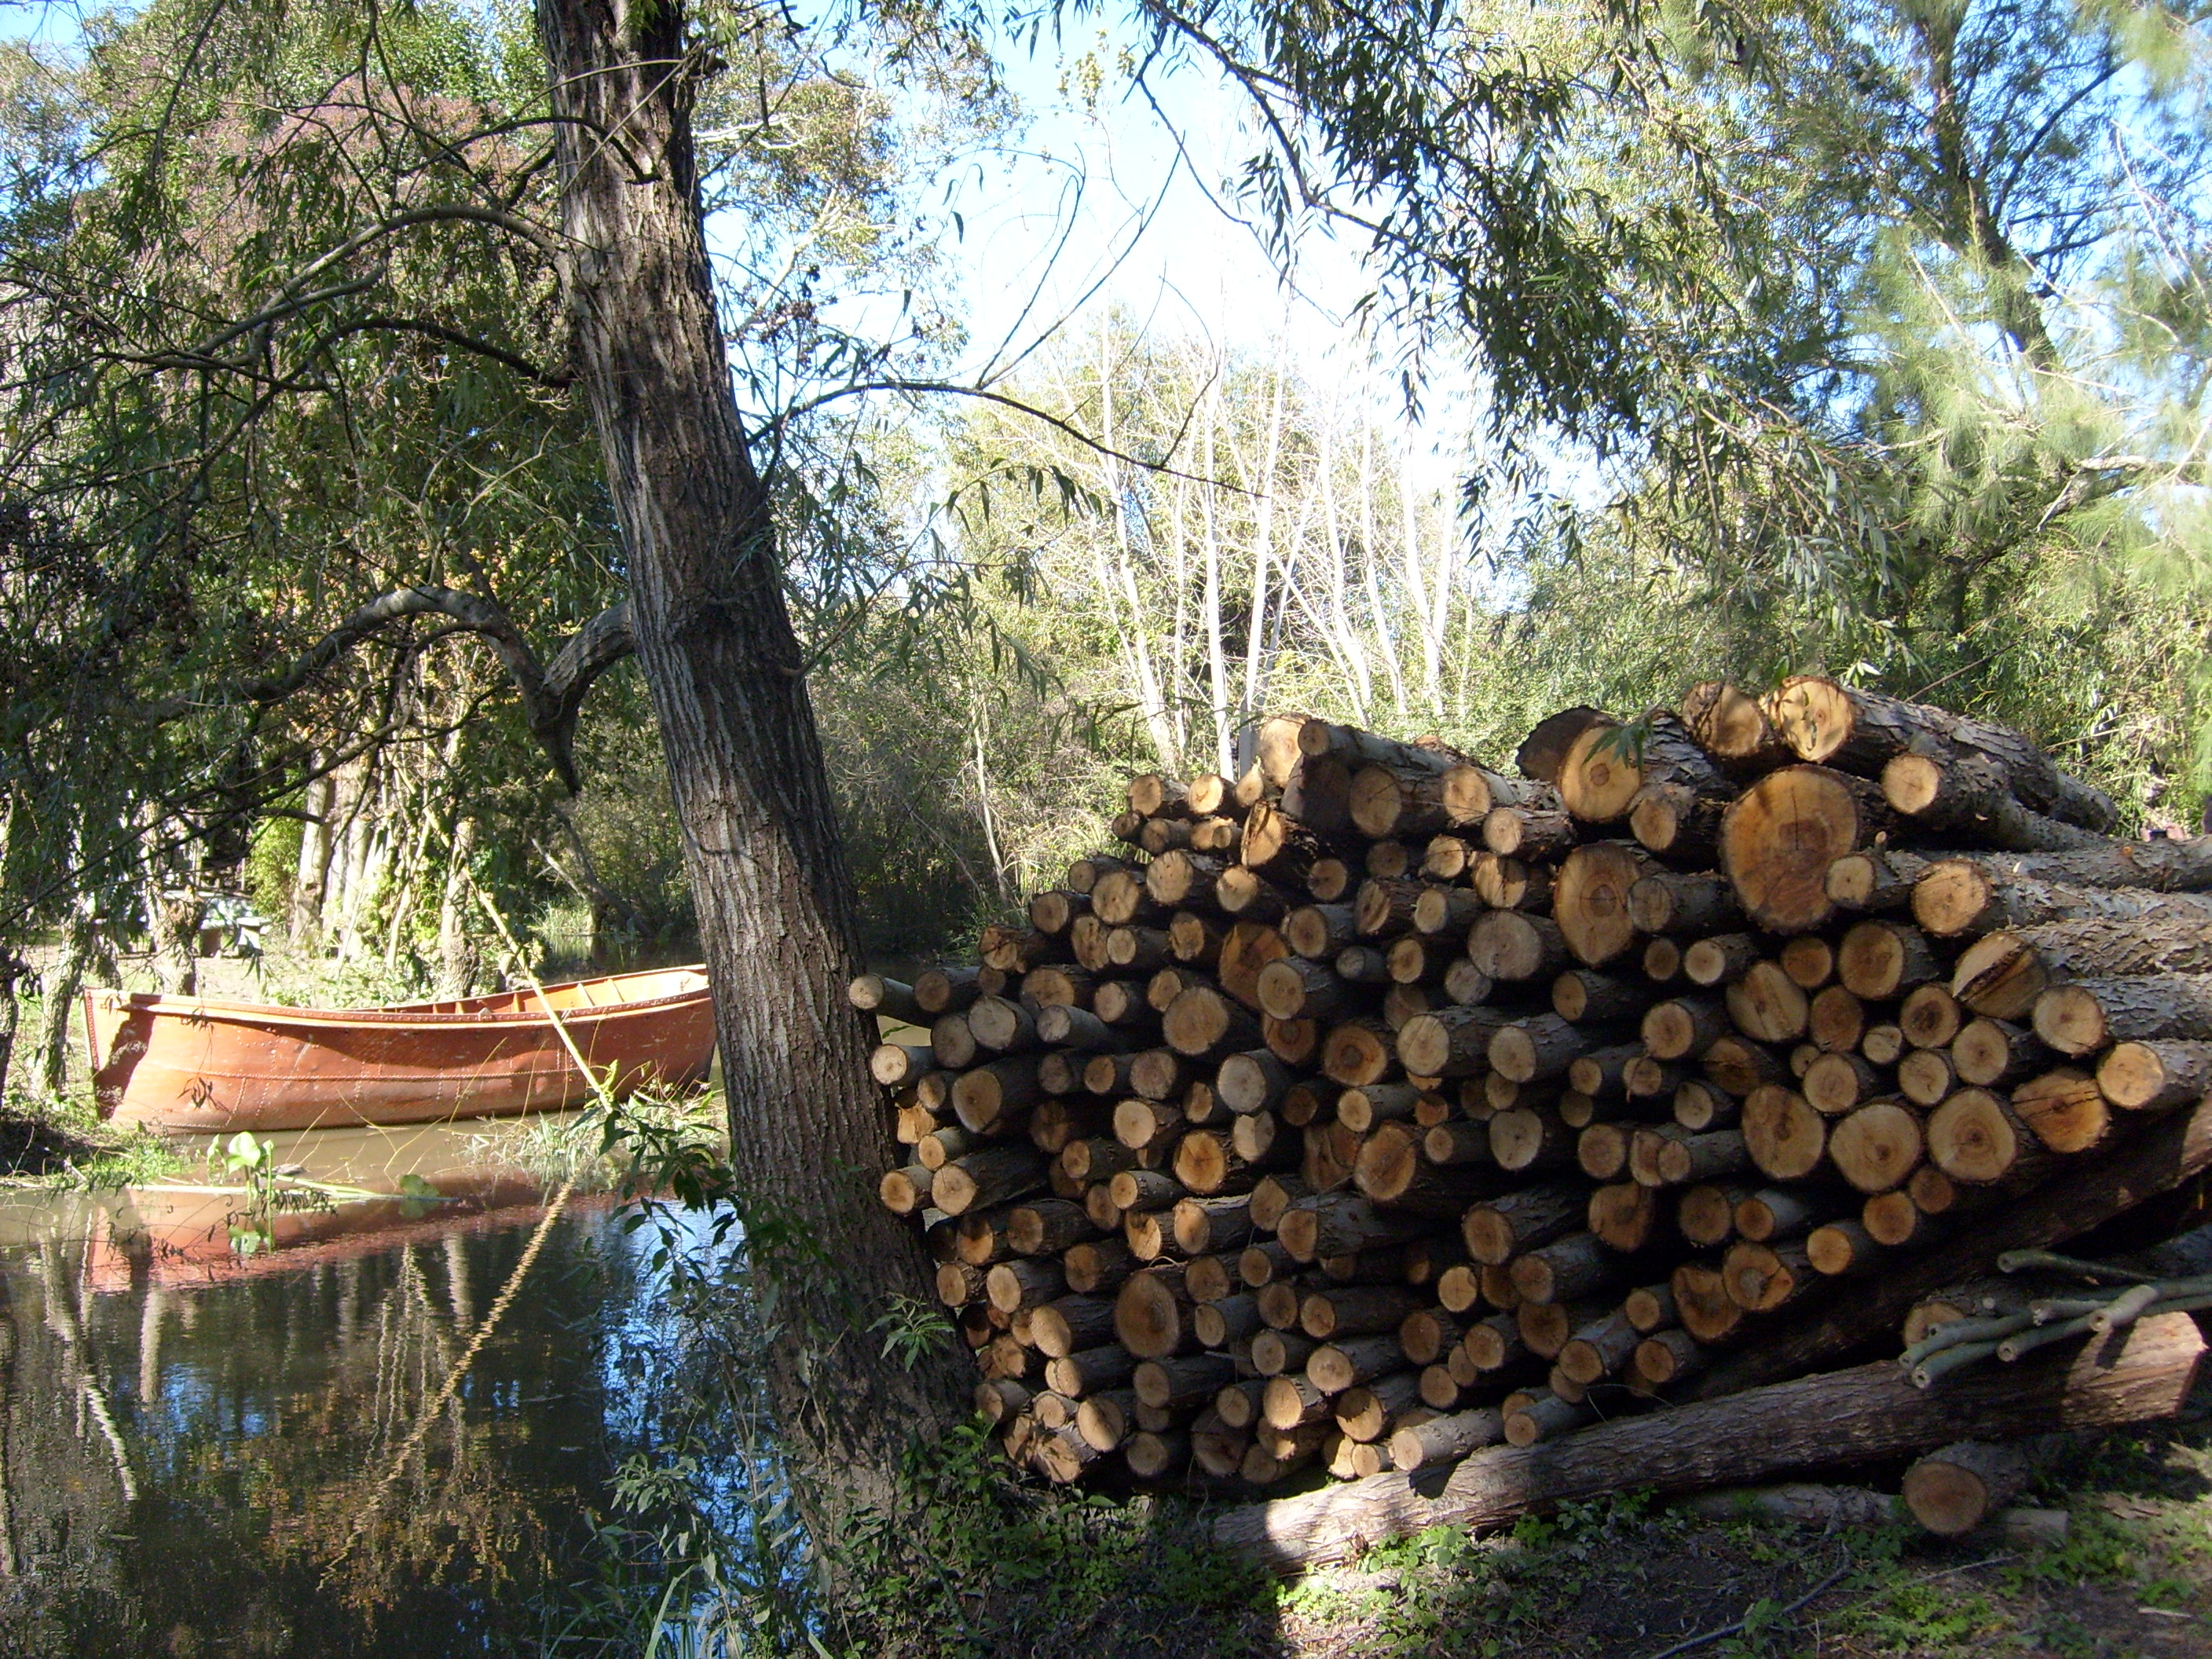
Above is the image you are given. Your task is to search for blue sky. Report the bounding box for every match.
[0,0,1477,491]
[891,15,1480,492]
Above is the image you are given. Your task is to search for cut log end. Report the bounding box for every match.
[1902,1441,2030,1536]
[1720,767,1885,935]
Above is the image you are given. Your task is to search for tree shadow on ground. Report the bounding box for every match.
[1265,1387,2212,1659]
[844,1358,2212,1659]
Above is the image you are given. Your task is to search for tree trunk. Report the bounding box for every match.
[436,815,480,997]
[291,763,333,943]
[145,880,200,998]
[0,952,17,1104]
[533,0,967,1523]
[33,893,98,1099]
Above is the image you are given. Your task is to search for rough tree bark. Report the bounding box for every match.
[34,892,100,1097]
[436,815,480,997]
[533,0,969,1522]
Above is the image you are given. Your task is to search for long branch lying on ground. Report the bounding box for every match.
[862,678,2212,1551]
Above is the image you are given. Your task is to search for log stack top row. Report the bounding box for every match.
[863,676,2212,1494]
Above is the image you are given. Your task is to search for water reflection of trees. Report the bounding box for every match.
[0,1210,650,1657]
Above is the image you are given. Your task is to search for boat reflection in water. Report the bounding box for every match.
[0,1114,699,1657]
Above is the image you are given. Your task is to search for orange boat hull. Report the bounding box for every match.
[82,967,716,1132]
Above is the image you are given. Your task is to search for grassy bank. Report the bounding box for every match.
[813,1376,2212,1656]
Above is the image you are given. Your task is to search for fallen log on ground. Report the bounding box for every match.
[1208,1312,2202,1572]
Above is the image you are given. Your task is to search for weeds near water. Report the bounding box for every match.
[39,1122,188,1188]
[533,1192,831,1659]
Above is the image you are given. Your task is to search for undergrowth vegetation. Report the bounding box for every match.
[528,1115,2212,1658]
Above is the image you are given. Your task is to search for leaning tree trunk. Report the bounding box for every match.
[533,0,969,1522]
[143,873,200,998]
[436,815,479,998]
[33,893,97,1099]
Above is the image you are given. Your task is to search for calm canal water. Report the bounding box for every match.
[0,1118,702,1657]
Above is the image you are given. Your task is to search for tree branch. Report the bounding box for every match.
[778,379,1243,489]
[313,314,574,386]
[226,586,632,792]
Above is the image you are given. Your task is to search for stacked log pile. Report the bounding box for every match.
[863,678,2212,1494]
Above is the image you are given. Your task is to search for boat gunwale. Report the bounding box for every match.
[83,966,712,1034]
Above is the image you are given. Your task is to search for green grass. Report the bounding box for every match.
[45,1123,192,1188]
[0,1077,185,1185]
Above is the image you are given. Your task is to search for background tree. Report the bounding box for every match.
[1138,0,2212,786]
[0,0,1005,1518]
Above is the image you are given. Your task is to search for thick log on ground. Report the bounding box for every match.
[1689,1095,2212,1397]
[1903,1441,2030,1536]
[1211,1313,2201,1571]
[1767,676,2117,832]
[1722,766,1897,935]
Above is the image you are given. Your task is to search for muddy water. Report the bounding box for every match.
[0,1118,689,1657]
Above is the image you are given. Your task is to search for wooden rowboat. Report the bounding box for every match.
[82,966,715,1133]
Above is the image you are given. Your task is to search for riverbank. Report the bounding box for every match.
[0,1101,107,1178]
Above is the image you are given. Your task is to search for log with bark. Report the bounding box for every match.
[1212,1313,2200,1570]
[870,692,2212,1507]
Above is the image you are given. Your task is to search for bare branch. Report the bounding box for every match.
[158,585,636,792]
